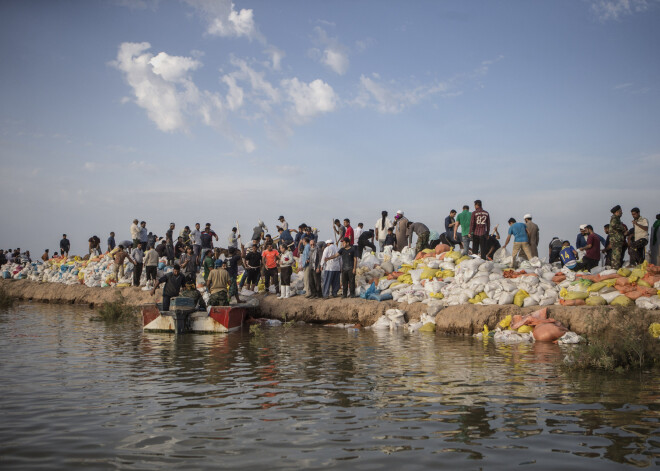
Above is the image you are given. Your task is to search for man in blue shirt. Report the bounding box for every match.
[503,218,533,269]
[559,241,578,270]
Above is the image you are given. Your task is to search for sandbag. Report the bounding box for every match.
[513,289,529,307]
[610,295,633,307]
[585,296,607,306]
[563,291,589,300]
[533,322,568,342]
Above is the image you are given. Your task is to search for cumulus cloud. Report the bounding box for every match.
[354,74,448,114]
[184,0,259,40]
[589,0,655,21]
[281,78,337,121]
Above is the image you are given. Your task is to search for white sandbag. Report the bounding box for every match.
[498,292,515,305]
[493,247,510,263]
[601,290,622,304]
[636,296,660,310]
[557,332,584,344]
[522,296,538,307]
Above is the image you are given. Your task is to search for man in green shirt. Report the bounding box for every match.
[454,205,472,255]
[202,249,215,282]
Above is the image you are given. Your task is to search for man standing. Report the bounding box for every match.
[375,210,392,252]
[469,200,490,260]
[165,223,176,266]
[524,214,539,258]
[108,232,116,252]
[407,221,430,255]
[200,225,214,257]
[131,242,145,287]
[262,243,280,295]
[151,264,186,311]
[144,244,159,287]
[578,225,600,271]
[308,239,323,298]
[252,220,268,246]
[300,237,312,298]
[327,238,357,298]
[59,234,70,258]
[576,225,588,250]
[503,218,532,269]
[321,240,341,298]
[113,245,136,282]
[243,243,262,292]
[206,259,230,306]
[343,219,355,246]
[228,227,239,250]
[354,223,364,249]
[609,205,627,269]
[602,224,612,266]
[333,219,346,243]
[455,205,471,255]
[629,207,649,266]
[139,221,148,248]
[394,210,409,252]
[130,219,140,248]
[179,245,197,280]
[190,223,202,265]
[224,246,243,304]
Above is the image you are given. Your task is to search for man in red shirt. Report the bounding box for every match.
[578,225,601,271]
[343,219,355,246]
[261,243,280,295]
[469,199,490,260]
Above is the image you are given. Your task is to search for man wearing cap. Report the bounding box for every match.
[524,214,539,258]
[394,210,409,252]
[629,207,649,265]
[609,205,627,269]
[576,225,588,250]
[206,259,230,306]
[151,264,186,311]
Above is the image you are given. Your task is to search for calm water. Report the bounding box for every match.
[0,303,659,470]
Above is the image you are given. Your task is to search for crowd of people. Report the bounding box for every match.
[2,202,659,307]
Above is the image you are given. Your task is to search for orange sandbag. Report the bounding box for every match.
[642,273,660,286]
[388,272,404,280]
[617,284,636,294]
[560,299,586,306]
[577,274,601,283]
[414,251,425,260]
[552,273,567,283]
[434,244,450,255]
[599,273,621,281]
[615,277,631,288]
[626,286,658,300]
[511,307,549,329]
[647,264,660,275]
[533,322,569,342]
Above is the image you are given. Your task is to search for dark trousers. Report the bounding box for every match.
[162,295,172,311]
[357,240,376,258]
[577,256,599,271]
[309,269,322,296]
[264,267,279,292]
[472,234,488,260]
[133,262,143,286]
[629,238,647,266]
[341,270,356,297]
[146,265,157,281]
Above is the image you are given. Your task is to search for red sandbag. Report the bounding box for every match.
[560,299,586,306]
[615,277,631,288]
[434,244,450,255]
[533,322,568,342]
[599,273,621,281]
[511,308,549,329]
[552,273,567,283]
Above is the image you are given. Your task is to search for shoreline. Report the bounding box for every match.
[2,279,660,335]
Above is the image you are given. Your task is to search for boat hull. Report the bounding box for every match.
[142,303,247,333]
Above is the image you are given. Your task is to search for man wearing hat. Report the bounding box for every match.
[394,210,409,252]
[609,205,627,269]
[524,214,539,258]
[576,224,588,251]
[206,259,230,306]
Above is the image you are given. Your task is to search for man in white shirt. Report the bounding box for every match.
[629,207,649,265]
[321,240,341,298]
[190,222,202,266]
[130,219,140,248]
[354,223,364,248]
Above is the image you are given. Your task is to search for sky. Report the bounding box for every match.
[1,0,659,257]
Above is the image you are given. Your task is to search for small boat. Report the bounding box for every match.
[142,297,255,334]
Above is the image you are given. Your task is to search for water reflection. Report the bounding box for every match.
[0,303,659,469]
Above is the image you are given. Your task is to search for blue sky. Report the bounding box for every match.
[1,0,659,256]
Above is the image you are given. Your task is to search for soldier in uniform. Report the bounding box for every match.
[609,205,626,269]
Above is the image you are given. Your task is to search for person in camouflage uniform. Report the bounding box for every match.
[180,275,206,310]
[609,205,626,269]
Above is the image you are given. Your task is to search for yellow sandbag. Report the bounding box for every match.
[610,295,633,307]
[629,275,639,283]
[560,287,568,298]
[564,291,589,300]
[444,251,460,261]
[638,280,651,288]
[469,292,488,304]
[649,323,660,339]
[435,269,444,278]
[429,292,444,299]
[399,265,412,273]
[585,296,607,306]
[513,289,529,307]
[483,324,489,335]
[419,323,436,332]
[498,315,512,329]
[441,270,455,278]
[631,268,645,279]
[456,255,471,265]
[420,268,437,280]
[602,278,617,287]
[397,274,413,284]
[109,247,120,256]
[422,248,434,254]
[116,283,130,288]
[587,281,607,292]
[617,267,631,277]
[517,325,533,334]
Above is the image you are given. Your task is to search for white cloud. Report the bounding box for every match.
[222,75,244,111]
[264,46,285,71]
[589,0,655,22]
[312,27,349,75]
[281,78,337,121]
[184,0,259,40]
[149,52,200,82]
[354,75,448,114]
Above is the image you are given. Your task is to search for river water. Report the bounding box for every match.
[1,303,659,470]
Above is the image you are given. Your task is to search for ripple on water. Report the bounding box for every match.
[0,303,659,469]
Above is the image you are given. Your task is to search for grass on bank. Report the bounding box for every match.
[0,287,14,309]
[91,295,136,323]
[564,307,660,371]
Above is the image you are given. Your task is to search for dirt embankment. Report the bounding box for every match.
[3,279,660,335]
